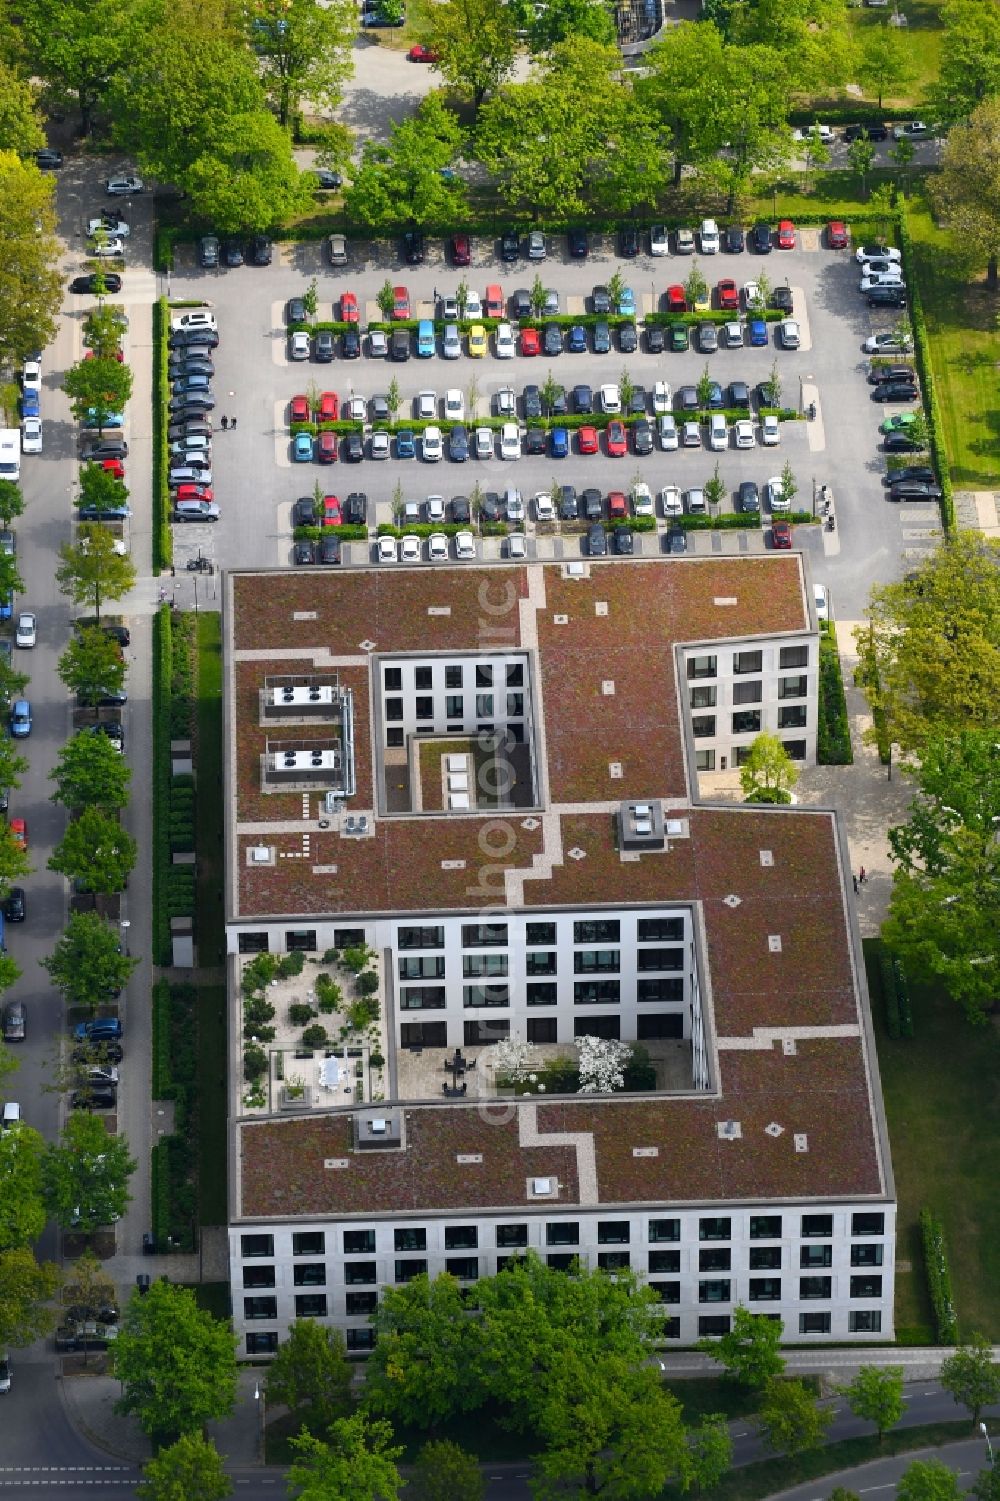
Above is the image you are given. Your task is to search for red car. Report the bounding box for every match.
[175,483,214,502]
[520,327,541,356]
[450,233,471,267]
[777,219,796,249]
[771,521,792,549]
[322,495,342,527]
[317,391,339,421]
[828,220,848,249]
[666,285,687,312]
[290,394,310,423]
[606,421,627,457]
[101,459,125,480]
[717,278,739,310]
[408,43,438,61]
[340,292,359,324]
[316,431,338,464]
[484,283,503,318]
[392,286,410,320]
[577,425,599,455]
[9,818,26,851]
[607,490,627,519]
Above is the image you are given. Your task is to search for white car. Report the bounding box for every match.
[377,535,398,563]
[21,417,42,454]
[504,488,524,521]
[21,360,41,393]
[495,388,516,417]
[734,419,755,450]
[761,413,781,446]
[652,381,672,414]
[723,321,743,349]
[599,383,621,414]
[684,487,706,513]
[500,423,520,460]
[864,330,912,353]
[400,535,421,563]
[347,395,366,422]
[630,482,654,517]
[814,583,830,621]
[106,174,143,195]
[508,534,527,559]
[87,217,129,240]
[425,495,446,522]
[660,485,683,516]
[650,224,669,256]
[793,123,834,142]
[427,532,449,561]
[370,431,390,460]
[171,310,216,333]
[455,531,476,560]
[289,330,310,360]
[474,428,494,459]
[699,218,719,253]
[170,436,211,456]
[779,319,801,349]
[416,390,437,420]
[88,235,126,258]
[442,325,461,359]
[463,290,482,319]
[534,492,555,522]
[422,426,443,461]
[495,322,515,359]
[681,421,701,448]
[675,227,695,254]
[369,330,388,358]
[893,120,929,139]
[855,245,902,263]
[708,414,728,451]
[444,389,464,422]
[860,273,904,292]
[658,415,678,451]
[743,281,763,309]
[765,474,791,512]
[15,612,35,648]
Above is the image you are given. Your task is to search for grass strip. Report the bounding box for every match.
[151,297,172,571]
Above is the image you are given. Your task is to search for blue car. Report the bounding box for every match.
[20,390,39,419]
[0,592,11,622]
[292,432,314,462]
[396,429,416,459]
[416,319,435,358]
[73,1017,123,1042]
[550,426,569,458]
[749,318,768,347]
[567,325,588,353]
[83,409,124,429]
[10,699,31,737]
[617,286,636,316]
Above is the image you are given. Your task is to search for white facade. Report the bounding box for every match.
[678,632,818,774]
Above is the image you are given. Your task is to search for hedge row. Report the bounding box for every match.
[645,309,785,327]
[152,606,172,965]
[897,205,954,532]
[170,774,195,854]
[289,409,798,438]
[817,621,853,765]
[292,524,368,542]
[151,298,172,570]
[151,979,172,1099]
[879,946,914,1039]
[920,1208,958,1344]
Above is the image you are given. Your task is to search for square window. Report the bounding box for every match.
[649,1218,680,1243]
[285,930,316,953]
[414,666,433,690]
[496,1224,529,1248]
[464,984,509,1009]
[733,679,762,705]
[699,1279,731,1303]
[649,1250,680,1273]
[346,1291,378,1316]
[244,1296,277,1320]
[649,1281,680,1303]
[238,932,268,954]
[574,920,620,944]
[733,649,763,675]
[384,697,404,722]
[598,1251,630,1270]
[750,1246,781,1270]
[527,953,557,979]
[293,1263,326,1286]
[690,685,716,710]
[780,645,808,670]
[293,1231,325,1256]
[636,948,683,973]
[546,1254,576,1271]
[850,1275,883,1299]
[462,954,507,979]
[446,695,463,718]
[344,1263,376,1285]
[444,1226,478,1250]
[849,1310,882,1333]
[507,693,524,717]
[695,749,716,771]
[802,1214,833,1238]
[574,950,620,974]
[699,1248,730,1272]
[415,696,434,720]
[295,1293,327,1318]
[783,739,807,760]
[241,1234,274,1258]
[346,1328,375,1351]
[383,667,402,691]
[506,663,524,687]
[573,982,620,1006]
[386,727,404,748]
[394,1228,427,1252]
[527,1017,557,1043]
[749,1278,781,1302]
[246,1331,278,1354]
[732,709,762,736]
[691,715,716,739]
[445,665,462,689]
[799,1276,832,1299]
[779,674,807,700]
[638,918,684,943]
[242,1265,275,1288]
[333,929,364,949]
[699,1218,731,1242]
[462,923,508,948]
[546,1223,580,1246]
[475,694,494,718]
[398,926,444,951]
[800,1245,832,1268]
[475,664,493,688]
[395,1260,428,1283]
[687,655,717,681]
[778,705,807,729]
[598,1222,630,1245]
[526,982,557,1006]
[344,1230,375,1255]
[464,1019,509,1046]
[664,1316,681,1339]
[526,923,556,946]
[852,1212,885,1237]
[851,1244,884,1267]
[446,1257,479,1281]
[698,1316,731,1336]
[799,1311,831,1334]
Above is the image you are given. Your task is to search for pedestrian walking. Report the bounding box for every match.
[230,416,237,430]
[859,865,867,885]
[220,415,228,431]
[853,874,859,895]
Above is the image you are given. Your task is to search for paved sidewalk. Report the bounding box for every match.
[60,1365,263,1467]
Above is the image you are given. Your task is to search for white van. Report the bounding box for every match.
[1,1102,21,1130]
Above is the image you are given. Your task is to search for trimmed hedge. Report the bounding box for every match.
[897,204,954,532]
[645,309,785,326]
[151,298,172,570]
[920,1208,958,1344]
[152,607,172,965]
[817,621,853,765]
[291,524,369,542]
[152,979,171,1099]
[288,419,365,436]
[879,946,914,1039]
[149,983,200,1254]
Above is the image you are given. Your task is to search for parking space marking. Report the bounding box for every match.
[790,286,812,351]
[271,305,291,365]
[274,403,292,467]
[799,228,822,252]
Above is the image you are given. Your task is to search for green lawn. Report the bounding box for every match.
[845,0,945,109]
[867,940,1000,1337]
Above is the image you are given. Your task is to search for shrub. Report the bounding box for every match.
[321,947,340,964]
[288,1002,316,1026]
[243,1043,268,1081]
[357,970,379,997]
[315,974,343,1013]
[242,952,278,996]
[341,945,372,974]
[920,1208,958,1343]
[347,997,379,1030]
[370,1050,385,1069]
[301,1023,328,1049]
[276,951,306,978]
[817,622,853,765]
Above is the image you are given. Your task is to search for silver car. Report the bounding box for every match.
[442,324,461,359]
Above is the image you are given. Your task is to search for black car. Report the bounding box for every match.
[587,524,607,556]
[707,381,724,409]
[676,385,699,411]
[390,329,410,362]
[318,536,341,564]
[619,225,639,257]
[248,235,272,265]
[314,169,342,190]
[314,330,335,362]
[81,436,128,456]
[169,328,219,350]
[4,887,25,922]
[294,540,316,564]
[618,323,638,354]
[592,285,611,315]
[287,296,306,324]
[632,419,654,455]
[480,491,503,523]
[729,381,751,410]
[559,486,578,521]
[593,321,611,355]
[548,386,568,416]
[738,481,760,513]
[750,222,772,253]
[524,427,547,455]
[79,688,127,708]
[450,495,471,523]
[884,430,922,452]
[869,364,915,385]
[500,228,519,261]
[342,328,361,359]
[567,228,588,258]
[71,1087,116,1111]
[543,323,562,356]
[523,385,543,419]
[342,434,364,462]
[168,356,214,378]
[572,384,593,414]
[293,496,317,526]
[845,122,888,141]
[77,621,130,649]
[614,526,634,554]
[71,273,123,294]
[449,425,469,461]
[402,228,425,264]
[771,285,793,313]
[344,492,367,525]
[35,148,63,169]
[72,1040,123,1065]
[697,323,718,353]
[666,524,687,554]
[222,239,244,267]
[886,479,942,501]
[724,225,745,252]
[582,487,603,521]
[512,288,532,321]
[627,386,647,416]
[645,325,665,354]
[882,465,935,486]
[868,286,907,308]
[871,382,918,403]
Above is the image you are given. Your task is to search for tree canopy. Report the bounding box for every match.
[896,1457,963,1501]
[287,1416,403,1501]
[757,1378,831,1456]
[112,1281,238,1444]
[50,730,132,811]
[841,1366,905,1441]
[136,1432,233,1501]
[0,1246,60,1348]
[932,97,1000,286]
[419,0,518,113]
[700,1306,785,1389]
[48,805,137,894]
[407,1441,484,1501]
[939,1335,1000,1425]
[56,527,136,621]
[57,626,127,709]
[42,910,138,1013]
[365,1271,483,1428]
[0,152,63,367]
[43,1112,136,1231]
[63,357,133,433]
[0,1122,47,1250]
[739,733,798,804]
[346,95,467,234]
[246,0,355,128]
[931,0,1000,120]
[265,1320,352,1432]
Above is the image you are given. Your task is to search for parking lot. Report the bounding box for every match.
[169,225,943,618]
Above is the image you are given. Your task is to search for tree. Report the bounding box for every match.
[971,1466,1000,1501]
[43,1113,136,1232]
[682,1413,733,1494]
[247,0,355,128]
[365,1272,484,1428]
[63,1249,117,1326]
[136,1433,232,1501]
[62,357,133,435]
[932,0,1000,121]
[421,0,518,115]
[0,822,30,898]
[685,261,708,308]
[265,1320,352,1432]
[859,25,914,107]
[841,1366,904,1442]
[757,1378,831,1456]
[704,463,726,511]
[739,733,799,804]
[42,911,138,1014]
[346,95,466,234]
[828,1492,862,1501]
[0,1246,60,1347]
[847,135,877,196]
[48,806,137,894]
[56,526,136,620]
[700,1306,785,1389]
[112,1281,238,1444]
[696,365,714,409]
[82,304,128,361]
[890,136,916,181]
[762,360,781,408]
[14,0,136,131]
[57,627,127,709]
[0,63,45,157]
[940,1335,1000,1426]
[175,110,309,236]
[932,98,1000,286]
[50,731,131,811]
[77,462,129,518]
[408,1441,484,1501]
[800,130,831,189]
[896,1457,963,1501]
[287,1416,403,1501]
[0,1123,46,1250]
[0,480,24,529]
[640,22,730,185]
[0,153,63,368]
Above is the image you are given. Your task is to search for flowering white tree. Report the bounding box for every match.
[484,1036,537,1083]
[577,1035,631,1093]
